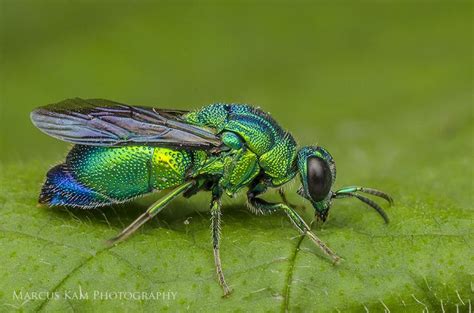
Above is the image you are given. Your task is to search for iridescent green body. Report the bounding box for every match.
[33,98,393,296]
[69,145,192,200]
[185,104,297,187]
[41,104,299,207]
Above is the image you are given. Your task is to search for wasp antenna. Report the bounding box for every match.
[335,186,393,205]
[342,192,390,224]
[358,187,394,205]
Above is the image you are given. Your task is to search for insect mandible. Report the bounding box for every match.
[31,98,393,296]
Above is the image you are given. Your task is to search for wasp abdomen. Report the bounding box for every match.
[39,145,194,207]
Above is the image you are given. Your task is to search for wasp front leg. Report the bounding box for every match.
[210,186,232,296]
[247,185,341,264]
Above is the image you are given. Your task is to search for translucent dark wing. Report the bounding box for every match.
[31,98,222,149]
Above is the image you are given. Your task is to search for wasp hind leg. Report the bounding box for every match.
[210,186,232,297]
[107,181,195,245]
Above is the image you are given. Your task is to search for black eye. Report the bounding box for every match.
[307,156,332,202]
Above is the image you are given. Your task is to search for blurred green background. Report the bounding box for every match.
[0,1,472,312]
[2,1,471,165]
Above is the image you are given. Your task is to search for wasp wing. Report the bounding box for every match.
[31,98,222,149]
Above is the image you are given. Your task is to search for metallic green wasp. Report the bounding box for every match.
[31,98,393,296]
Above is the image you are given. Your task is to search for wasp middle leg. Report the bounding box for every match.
[210,186,232,296]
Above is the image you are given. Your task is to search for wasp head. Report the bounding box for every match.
[296,146,393,224]
[296,146,336,222]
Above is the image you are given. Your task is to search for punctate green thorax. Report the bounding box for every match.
[185,104,297,187]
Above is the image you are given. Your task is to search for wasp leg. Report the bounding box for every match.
[278,188,306,211]
[210,187,232,297]
[107,181,195,245]
[278,188,293,207]
[248,193,341,264]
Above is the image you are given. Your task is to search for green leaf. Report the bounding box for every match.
[1,108,472,312]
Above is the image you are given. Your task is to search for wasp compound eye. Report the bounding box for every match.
[307,156,332,202]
